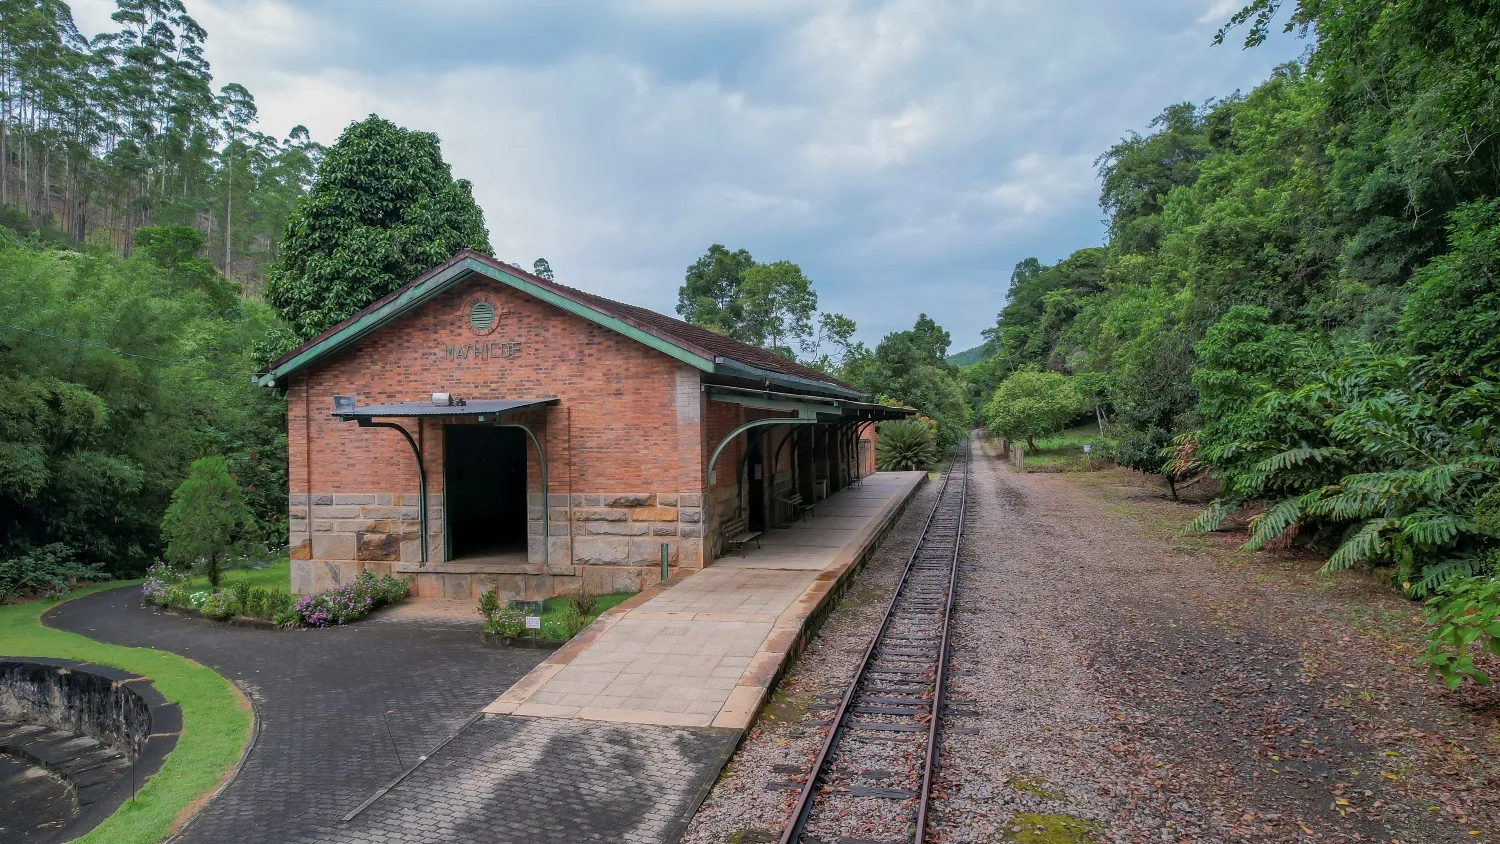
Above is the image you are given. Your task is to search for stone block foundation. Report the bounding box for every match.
[291,490,705,599]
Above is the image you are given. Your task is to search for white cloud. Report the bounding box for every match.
[1199,0,1245,26]
[70,0,1303,348]
[983,153,1098,223]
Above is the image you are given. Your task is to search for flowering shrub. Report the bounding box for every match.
[141,579,169,606]
[140,561,188,607]
[187,591,210,609]
[481,603,526,637]
[283,571,410,628]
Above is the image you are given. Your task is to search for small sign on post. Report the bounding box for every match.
[1082,442,1093,471]
[1082,443,1093,453]
[524,615,541,630]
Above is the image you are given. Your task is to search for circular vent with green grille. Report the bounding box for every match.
[468,300,496,334]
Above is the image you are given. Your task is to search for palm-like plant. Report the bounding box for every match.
[876,419,938,471]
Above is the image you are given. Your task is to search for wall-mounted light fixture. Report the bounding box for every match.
[332,395,355,413]
[431,392,452,406]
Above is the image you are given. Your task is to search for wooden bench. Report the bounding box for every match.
[721,516,761,557]
[778,492,813,523]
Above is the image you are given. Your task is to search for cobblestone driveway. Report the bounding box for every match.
[46,588,734,843]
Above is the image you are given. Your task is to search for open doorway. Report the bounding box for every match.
[443,425,527,560]
[746,435,766,533]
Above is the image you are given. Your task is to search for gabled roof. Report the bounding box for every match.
[256,250,865,399]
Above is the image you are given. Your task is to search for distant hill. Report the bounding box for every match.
[948,344,989,367]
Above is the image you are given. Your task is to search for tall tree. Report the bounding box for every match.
[677,243,753,336]
[738,259,817,359]
[265,114,492,341]
[531,257,553,280]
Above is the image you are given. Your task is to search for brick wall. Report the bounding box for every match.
[286,276,708,590]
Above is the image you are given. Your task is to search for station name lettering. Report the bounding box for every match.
[443,341,522,361]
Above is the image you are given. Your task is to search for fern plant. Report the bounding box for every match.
[1191,352,1500,597]
[876,419,938,471]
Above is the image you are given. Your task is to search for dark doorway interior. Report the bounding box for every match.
[746,436,766,533]
[444,425,527,560]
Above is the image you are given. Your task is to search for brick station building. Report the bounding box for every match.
[257,250,911,600]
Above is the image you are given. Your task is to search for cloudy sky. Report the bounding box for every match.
[75,0,1303,352]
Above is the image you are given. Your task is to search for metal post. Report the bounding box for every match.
[494,421,549,567]
[660,542,669,583]
[357,419,428,566]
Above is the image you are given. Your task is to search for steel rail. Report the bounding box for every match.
[914,438,968,841]
[777,439,970,844]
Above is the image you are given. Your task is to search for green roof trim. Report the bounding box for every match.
[462,259,718,371]
[255,258,718,387]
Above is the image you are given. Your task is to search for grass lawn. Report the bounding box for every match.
[532,591,636,640]
[181,556,290,592]
[0,583,251,843]
[1020,424,1113,473]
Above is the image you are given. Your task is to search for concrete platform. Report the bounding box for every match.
[484,470,926,730]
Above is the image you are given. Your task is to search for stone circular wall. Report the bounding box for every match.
[0,658,180,844]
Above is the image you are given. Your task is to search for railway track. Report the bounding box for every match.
[779,440,970,844]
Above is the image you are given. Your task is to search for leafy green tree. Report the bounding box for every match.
[1096,103,1216,255]
[853,315,969,449]
[982,250,1106,372]
[161,455,252,586]
[133,224,238,312]
[676,245,864,376]
[738,259,817,358]
[677,244,754,336]
[0,228,284,575]
[807,312,866,378]
[532,257,554,281]
[1398,199,1500,379]
[984,370,1082,452]
[265,114,492,340]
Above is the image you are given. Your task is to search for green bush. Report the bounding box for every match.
[265,589,292,620]
[1420,576,1500,688]
[985,369,1084,452]
[231,583,252,615]
[544,603,586,639]
[282,571,410,628]
[200,592,236,620]
[567,592,600,618]
[482,602,526,637]
[0,544,104,601]
[875,419,938,471]
[477,589,500,621]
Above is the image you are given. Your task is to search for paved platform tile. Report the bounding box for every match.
[297,715,738,844]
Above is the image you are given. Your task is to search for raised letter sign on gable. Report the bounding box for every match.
[444,293,522,363]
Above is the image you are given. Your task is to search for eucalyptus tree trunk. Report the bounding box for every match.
[224,154,232,281]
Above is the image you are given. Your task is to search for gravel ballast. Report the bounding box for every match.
[686,438,1500,843]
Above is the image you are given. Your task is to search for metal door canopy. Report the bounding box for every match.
[332,398,559,418]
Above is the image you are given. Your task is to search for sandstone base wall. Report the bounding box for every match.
[289,489,705,600]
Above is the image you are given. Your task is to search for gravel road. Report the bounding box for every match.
[686,438,1500,843]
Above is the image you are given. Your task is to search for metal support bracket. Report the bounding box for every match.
[708,415,816,485]
[355,418,429,566]
[491,420,550,567]
[706,416,817,556]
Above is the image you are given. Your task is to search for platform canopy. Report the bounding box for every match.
[702,384,913,421]
[332,397,559,419]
